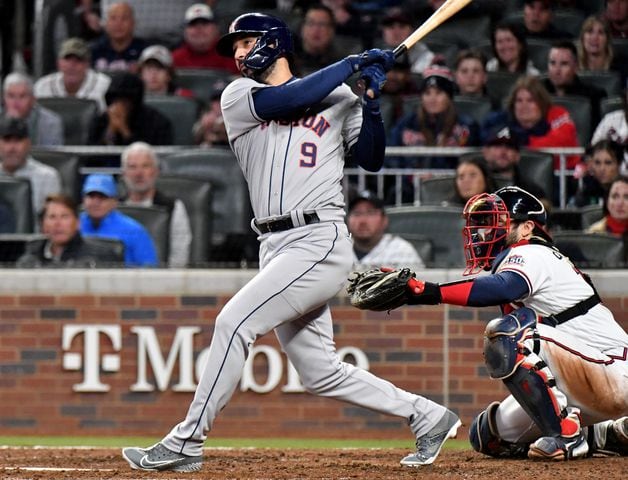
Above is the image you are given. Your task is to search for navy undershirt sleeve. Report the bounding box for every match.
[349,100,385,172]
[466,271,530,307]
[252,59,354,119]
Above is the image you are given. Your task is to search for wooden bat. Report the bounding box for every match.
[392,0,473,59]
[365,0,473,98]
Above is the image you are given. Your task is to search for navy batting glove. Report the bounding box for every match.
[360,64,387,99]
[346,49,395,73]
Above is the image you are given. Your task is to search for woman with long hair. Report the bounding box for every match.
[486,21,539,75]
[577,15,614,71]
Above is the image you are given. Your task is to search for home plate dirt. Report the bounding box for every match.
[1,447,626,479]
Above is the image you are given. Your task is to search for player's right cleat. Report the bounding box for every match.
[122,442,202,472]
[603,416,628,455]
[528,430,589,461]
[400,409,461,467]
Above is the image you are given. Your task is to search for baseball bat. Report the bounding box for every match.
[365,0,473,98]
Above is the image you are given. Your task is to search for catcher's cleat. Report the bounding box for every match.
[400,409,461,467]
[602,416,628,455]
[122,442,202,472]
[528,430,589,461]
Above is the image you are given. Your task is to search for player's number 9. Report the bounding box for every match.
[299,142,317,167]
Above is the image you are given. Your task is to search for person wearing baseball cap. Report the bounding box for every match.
[0,117,62,221]
[172,3,239,74]
[79,173,158,267]
[138,45,194,98]
[347,190,425,272]
[379,8,435,74]
[388,61,480,176]
[33,37,111,112]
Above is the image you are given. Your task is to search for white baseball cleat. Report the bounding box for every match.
[122,442,202,472]
[400,409,461,466]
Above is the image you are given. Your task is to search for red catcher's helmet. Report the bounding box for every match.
[462,192,510,275]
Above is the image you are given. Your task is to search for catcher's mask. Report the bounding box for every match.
[462,186,549,275]
[216,13,292,75]
[462,193,510,275]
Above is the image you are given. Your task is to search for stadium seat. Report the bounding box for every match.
[174,68,235,105]
[600,96,623,117]
[453,95,493,125]
[419,175,455,205]
[553,231,624,268]
[385,205,466,268]
[398,233,434,267]
[486,72,520,109]
[579,204,604,229]
[424,15,491,49]
[424,40,460,68]
[579,70,622,97]
[553,9,585,38]
[145,95,199,145]
[0,177,33,233]
[550,95,592,146]
[117,205,171,266]
[526,38,552,72]
[31,149,80,201]
[160,148,255,264]
[518,150,554,202]
[36,98,99,145]
[155,175,212,267]
[83,237,125,265]
[0,234,46,264]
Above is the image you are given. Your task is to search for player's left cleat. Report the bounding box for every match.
[122,442,202,472]
[400,409,461,467]
[528,430,589,461]
[601,416,628,455]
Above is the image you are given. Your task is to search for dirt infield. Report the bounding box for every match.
[1,447,627,479]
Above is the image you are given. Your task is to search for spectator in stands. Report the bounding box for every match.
[193,90,228,146]
[388,63,480,170]
[0,200,15,234]
[605,0,628,39]
[578,15,614,71]
[521,0,571,40]
[91,2,146,73]
[322,0,367,40]
[34,38,111,112]
[80,173,158,266]
[572,140,623,207]
[75,0,103,41]
[482,127,549,202]
[378,57,421,133]
[591,80,628,171]
[88,72,173,146]
[543,40,606,129]
[486,21,540,75]
[17,193,123,268]
[587,175,628,236]
[120,142,192,267]
[138,45,194,98]
[172,4,239,75]
[379,8,434,75]
[99,0,199,47]
[454,49,489,98]
[481,76,580,170]
[347,190,425,271]
[294,4,344,76]
[0,118,62,220]
[445,156,497,207]
[2,73,64,146]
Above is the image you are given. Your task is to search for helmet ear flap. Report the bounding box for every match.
[243,27,293,71]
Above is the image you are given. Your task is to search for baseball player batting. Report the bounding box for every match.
[122,12,459,472]
[349,186,628,460]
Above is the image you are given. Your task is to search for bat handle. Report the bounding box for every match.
[393,44,408,59]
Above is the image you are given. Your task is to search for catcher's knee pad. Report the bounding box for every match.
[483,307,538,379]
[469,401,528,458]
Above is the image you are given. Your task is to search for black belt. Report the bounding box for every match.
[254,212,320,234]
[544,293,601,326]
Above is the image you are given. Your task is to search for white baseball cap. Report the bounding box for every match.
[139,45,173,68]
[185,3,215,24]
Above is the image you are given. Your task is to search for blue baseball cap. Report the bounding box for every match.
[82,174,117,197]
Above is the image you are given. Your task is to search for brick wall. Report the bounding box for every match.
[1,271,627,439]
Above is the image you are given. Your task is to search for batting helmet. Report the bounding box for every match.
[216,13,293,72]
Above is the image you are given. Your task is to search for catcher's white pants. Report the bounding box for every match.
[163,222,446,456]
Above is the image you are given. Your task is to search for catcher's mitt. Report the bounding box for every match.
[347,268,415,311]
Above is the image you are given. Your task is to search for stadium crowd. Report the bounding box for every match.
[0,0,627,268]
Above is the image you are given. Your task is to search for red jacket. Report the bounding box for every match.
[172,43,240,75]
[527,105,580,169]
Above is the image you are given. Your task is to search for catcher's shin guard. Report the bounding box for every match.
[469,401,528,458]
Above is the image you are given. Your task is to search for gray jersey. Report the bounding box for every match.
[221,77,362,220]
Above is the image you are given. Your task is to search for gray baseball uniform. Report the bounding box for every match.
[160,75,447,456]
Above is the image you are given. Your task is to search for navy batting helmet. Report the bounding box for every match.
[216,13,292,72]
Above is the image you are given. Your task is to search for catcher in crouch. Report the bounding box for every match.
[348,186,628,461]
